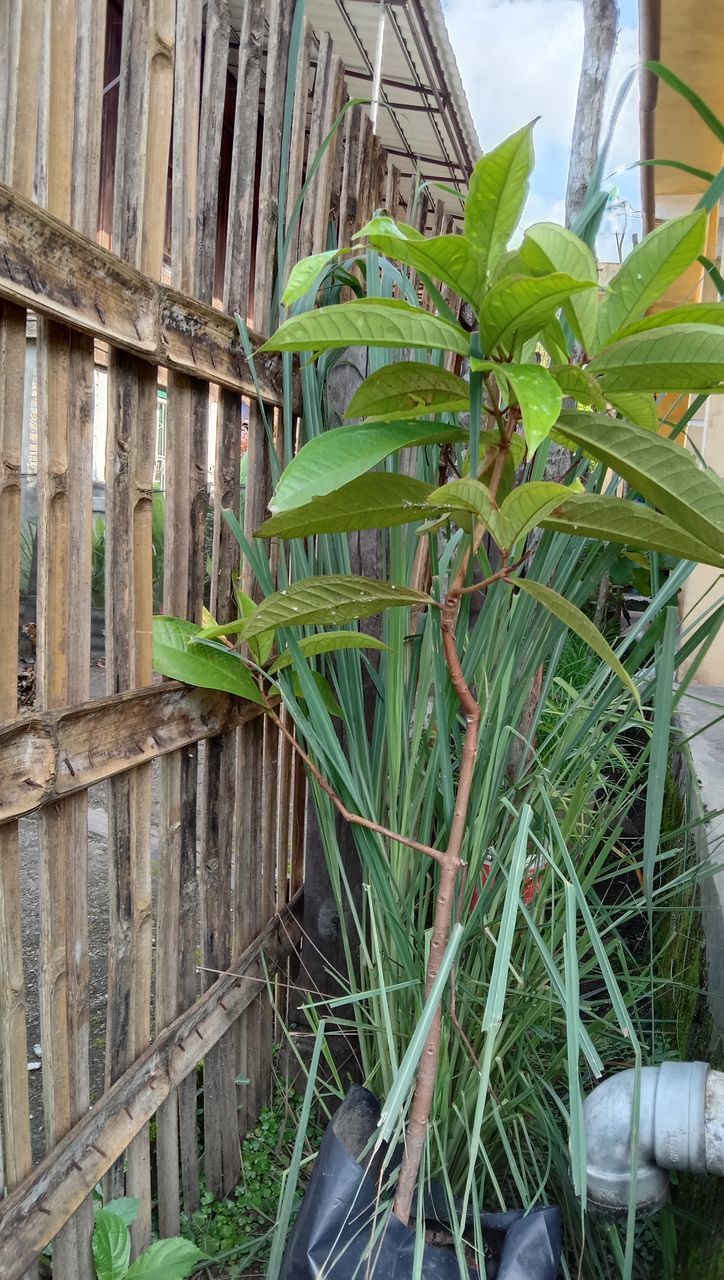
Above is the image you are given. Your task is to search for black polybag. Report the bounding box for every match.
[279,1086,561,1279]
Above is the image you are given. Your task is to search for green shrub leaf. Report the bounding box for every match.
[597,210,707,348]
[497,363,562,454]
[520,222,599,354]
[152,617,266,704]
[589,322,724,391]
[92,1209,131,1280]
[498,481,572,546]
[269,420,466,513]
[258,474,434,539]
[479,273,597,353]
[605,390,659,430]
[344,361,469,423]
[269,631,390,674]
[125,1238,204,1280]
[201,576,432,641]
[259,298,470,355]
[607,301,724,343]
[358,228,485,307]
[465,124,535,274]
[550,364,606,409]
[552,412,724,552]
[281,249,341,305]
[100,1198,140,1228]
[540,493,724,568]
[427,478,502,542]
[513,578,639,704]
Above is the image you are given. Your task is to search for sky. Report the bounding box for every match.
[442,0,642,262]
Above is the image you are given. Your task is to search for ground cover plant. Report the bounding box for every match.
[153,115,724,1278]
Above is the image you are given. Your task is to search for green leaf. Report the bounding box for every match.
[498,363,562,454]
[354,214,425,241]
[292,671,343,718]
[232,590,274,666]
[269,420,466,513]
[513,578,639,704]
[281,249,341,305]
[606,390,659,430]
[540,493,724,569]
[258,474,434,538]
[359,227,485,307]
[498,481,572,546]
[427,478,502,541]
[589,322,724,391]
[259,297,470,356]
[101,1198,140,1228]
[550,364,606,409]
[465,124,536,274]
[552,412,724,552]
[201,576,431,641]
[646,61,724,145]
[597,211,707,349]
[520,222,599,354]
[638,157,715,184]
[92,1209,131,1280]
[344,361,469,423]
[608,302,724,342]
[269,631,390,674]
[152,617,266,705]
[125,1238,205,1280]
[479,273,597,353]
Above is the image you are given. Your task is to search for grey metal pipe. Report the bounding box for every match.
[583,1061,724,1215]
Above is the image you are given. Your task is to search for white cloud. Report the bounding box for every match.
[443,0,641,234]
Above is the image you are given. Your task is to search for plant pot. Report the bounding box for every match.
[279,1086,561,1279]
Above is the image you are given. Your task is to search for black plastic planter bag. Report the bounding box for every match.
[280,1087,561,1279]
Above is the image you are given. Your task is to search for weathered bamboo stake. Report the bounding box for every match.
[298,32,333,262]
[105,0,174,1253]
[155,0,202,1237]
[0,8,41,1266]
[310,54,345,256]
[284,16,312,279]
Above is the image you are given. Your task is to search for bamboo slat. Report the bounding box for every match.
[284,16,313,277]
[0,13,42,1266]
[339,103,363,245]
[104,0,175,1251]
[155,0,203,1236]
[298,32,333,262]
[0,898,302,1280]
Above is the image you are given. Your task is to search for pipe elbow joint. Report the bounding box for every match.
[584,1061,724,1216]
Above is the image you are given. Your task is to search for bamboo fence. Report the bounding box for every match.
[0,2,456,1275]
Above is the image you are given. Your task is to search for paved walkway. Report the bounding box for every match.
[678,685,724,1045]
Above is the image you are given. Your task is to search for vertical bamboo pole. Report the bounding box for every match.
[0,17,42,1272]
[105,0,174,1255]
[155,0,202,1238]
[310,55,345,256]
[339,104,363,246]
[298,32,333,262]
[284,16,312,278]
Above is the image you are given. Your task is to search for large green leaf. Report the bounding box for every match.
[646,61,724,145]
[427,478,502,542]
[552,412,724,552]
[465,124,535,274]
[152,617,266,704]
[102,1199,140,1228]
[125,1238,204,1280]
[589,323,724,391]
[269,420,466,513]
[201,576,431,641]
[345,361,469,423]
[259,297,470,356]
[520,222,599,354]
[478,273,597,353]
[281,248,341,305]
[92,1210,131,1280]
[497,363,562,454]
[596,211,707,349]
[540,492,724,569]
[257,474,434,538]
[357,221,485,307]
[605,390,659,430]
[608,302,724,342]
[269,631,390,674]
[513,578,639,704]
[498,482,572,546]
[550,364,606,410]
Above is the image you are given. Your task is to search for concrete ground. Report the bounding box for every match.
[677,685,724,1046]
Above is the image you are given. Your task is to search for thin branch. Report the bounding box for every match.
[262,697,445,866]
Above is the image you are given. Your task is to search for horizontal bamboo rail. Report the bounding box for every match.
[0,894,302,1280]
[0,683,266,824]
[0,183,293,406]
